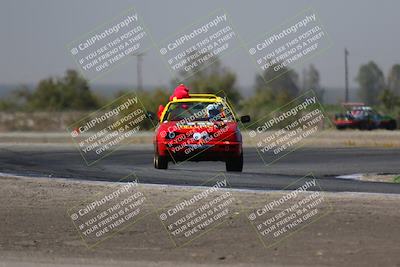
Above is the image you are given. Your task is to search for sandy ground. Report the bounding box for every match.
[0,175,399,267]
[1,130,400,148]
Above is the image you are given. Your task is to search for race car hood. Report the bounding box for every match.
[158,120,239,143]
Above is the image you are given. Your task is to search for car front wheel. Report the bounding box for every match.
[154,152,168,169]
[226,152,243,172]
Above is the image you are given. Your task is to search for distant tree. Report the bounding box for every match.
[175,51,241,105]
[241,64,300,122]
[0,85,30,111]
[61,70,98,110]
[0,100,13,110]
[387,64,400,96]
[356,61,385,105]
[136,88,170,114]
[115,87,170,129]
[20,70,99,111]
[380,89,399,111]
[28,78,62,111]
[303,64,324,100]
[255,64,300,99]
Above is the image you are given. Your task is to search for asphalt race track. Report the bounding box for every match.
[1,145,400,194]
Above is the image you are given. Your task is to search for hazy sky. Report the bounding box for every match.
[1,0,399,92]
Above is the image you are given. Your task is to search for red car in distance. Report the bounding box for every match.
[334,103,397,130]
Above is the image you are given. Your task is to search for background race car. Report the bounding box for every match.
[334,103,397,130]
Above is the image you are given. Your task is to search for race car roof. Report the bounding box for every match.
[169,93,222,103]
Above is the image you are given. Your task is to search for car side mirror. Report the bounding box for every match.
[240,115,251,123]
[147,111,156,120]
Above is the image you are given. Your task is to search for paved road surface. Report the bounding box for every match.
[0,144,399,193]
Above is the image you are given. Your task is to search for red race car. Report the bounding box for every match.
[153,88,250,172]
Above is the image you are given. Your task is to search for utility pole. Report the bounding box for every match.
[345,48,349,102]
[137,53,143,91]
[131,53,144,90]
[302,67,307,91]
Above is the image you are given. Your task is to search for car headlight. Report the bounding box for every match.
[165,131,176,139]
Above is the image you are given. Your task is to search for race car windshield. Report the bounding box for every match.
[163,102,234,122]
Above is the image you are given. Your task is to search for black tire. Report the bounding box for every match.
[386,120,397,130]
[154,152,168,169]
[359,121,371,130]
[226,152,243,172]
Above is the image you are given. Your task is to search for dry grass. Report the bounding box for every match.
[242,130,400,148]
[1,130,400,148]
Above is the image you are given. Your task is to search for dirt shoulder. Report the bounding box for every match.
[0,175,399,267]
